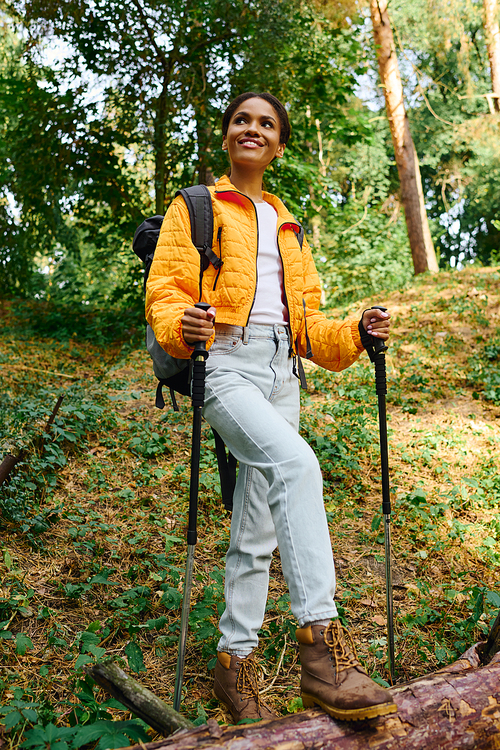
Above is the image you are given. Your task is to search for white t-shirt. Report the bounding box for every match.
[249,202,288,325]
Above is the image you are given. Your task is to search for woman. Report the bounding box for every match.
[146,92,395,723]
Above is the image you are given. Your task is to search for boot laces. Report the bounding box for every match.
[323,620,366,683]
[236,657,261,708]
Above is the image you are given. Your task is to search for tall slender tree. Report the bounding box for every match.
[370,0,439,274]
[483,0,500,111]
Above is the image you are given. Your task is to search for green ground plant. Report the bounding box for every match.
[0,265,499,748]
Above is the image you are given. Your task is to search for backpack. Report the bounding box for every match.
[132,185,236,511]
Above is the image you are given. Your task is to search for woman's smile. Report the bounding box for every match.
[238,137,264,148]
[223,97,285,169]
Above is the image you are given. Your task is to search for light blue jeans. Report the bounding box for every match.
[203,323,338,655]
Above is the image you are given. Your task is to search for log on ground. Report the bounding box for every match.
[123,644,500,750]
[86,662,193,736]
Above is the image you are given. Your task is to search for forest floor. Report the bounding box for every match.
[1,264,500,746]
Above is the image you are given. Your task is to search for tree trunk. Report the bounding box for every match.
[197,123,216,187]
[370,0,439,275]
[154,85,168,215]
[484,0,500,111]
[194,57,215,187]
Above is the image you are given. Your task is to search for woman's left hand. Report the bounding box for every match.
[362,308,391,341]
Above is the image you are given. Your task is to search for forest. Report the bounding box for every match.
[1,0,500,747]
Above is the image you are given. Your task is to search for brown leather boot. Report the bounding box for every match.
[296,620,397,721]
[213,651,277,723]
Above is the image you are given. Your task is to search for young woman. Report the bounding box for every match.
[146,92,396,723]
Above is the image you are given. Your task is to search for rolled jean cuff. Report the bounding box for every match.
[299,607,339,629]
[218,648,253,657]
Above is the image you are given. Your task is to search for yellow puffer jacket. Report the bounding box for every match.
[146,175,364,372]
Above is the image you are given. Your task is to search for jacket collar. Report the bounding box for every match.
[214,175,300,231]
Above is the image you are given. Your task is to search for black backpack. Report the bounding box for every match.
[133,185,236,511]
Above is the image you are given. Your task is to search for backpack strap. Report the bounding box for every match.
[212,428,237,512]
[290,228,309,391]
[176,186,222,271]
[297,225,305,250]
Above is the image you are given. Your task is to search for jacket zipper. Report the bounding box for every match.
[215,189,300,329]
[246,200,259,327]
[217,191,258,326]
[276,227,292,352]
[213,227,223,291]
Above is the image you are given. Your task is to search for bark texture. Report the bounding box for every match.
[154,85,169,215]
[484,0,500,111]
[107,644,500,750]
[86,663,193,736]
[370,0,439,275]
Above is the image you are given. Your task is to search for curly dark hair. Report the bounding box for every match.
[222,92,291,145]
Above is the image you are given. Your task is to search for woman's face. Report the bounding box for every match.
[222,97,285,171]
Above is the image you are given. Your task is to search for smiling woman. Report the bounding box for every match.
[221,95,287,203]
[145,91,393,725]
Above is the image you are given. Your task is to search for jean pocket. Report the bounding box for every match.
[208,333,242,356]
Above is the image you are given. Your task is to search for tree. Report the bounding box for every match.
[483,0,500,111]
[369,0,439,274]
[0,13,148,300]
[9,0,312,213]
[386,0,500,265]
[2,0,380,299]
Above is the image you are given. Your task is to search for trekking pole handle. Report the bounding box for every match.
[191,303,210,412]
[370,306,391,515]
[192,302,211,359]
[370,306,389,355]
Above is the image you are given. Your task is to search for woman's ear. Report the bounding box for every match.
[275,143,285,159]
[222,136,228,151]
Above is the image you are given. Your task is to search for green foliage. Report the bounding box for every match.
[20,719,149,750]
[0,18,145,302]
[0,0,392,305]
[0,380,121,547]
[0,699,39,731]
[388,0,500,266]
[468,333,500,405]
[124,642,147,674]
[9,300,144,345]
[300,362,377,494]
[295,107,413,304]
[189,569,225,663]
[2,0,499,312]
[317,202,413,307]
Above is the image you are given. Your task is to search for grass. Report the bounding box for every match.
[0,265,499,747]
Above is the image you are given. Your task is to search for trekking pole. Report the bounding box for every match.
[173,302,211,712]
[368,306,395,683]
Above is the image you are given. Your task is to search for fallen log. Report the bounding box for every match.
[0,452,25,485]
[0,395,63,487]
[88,647,500,750]
[85,662,193,736]
[483,608,500,664]
[118,644,500,750]
[88,612,500,750]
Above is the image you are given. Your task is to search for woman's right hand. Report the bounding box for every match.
[182,306,216,344]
